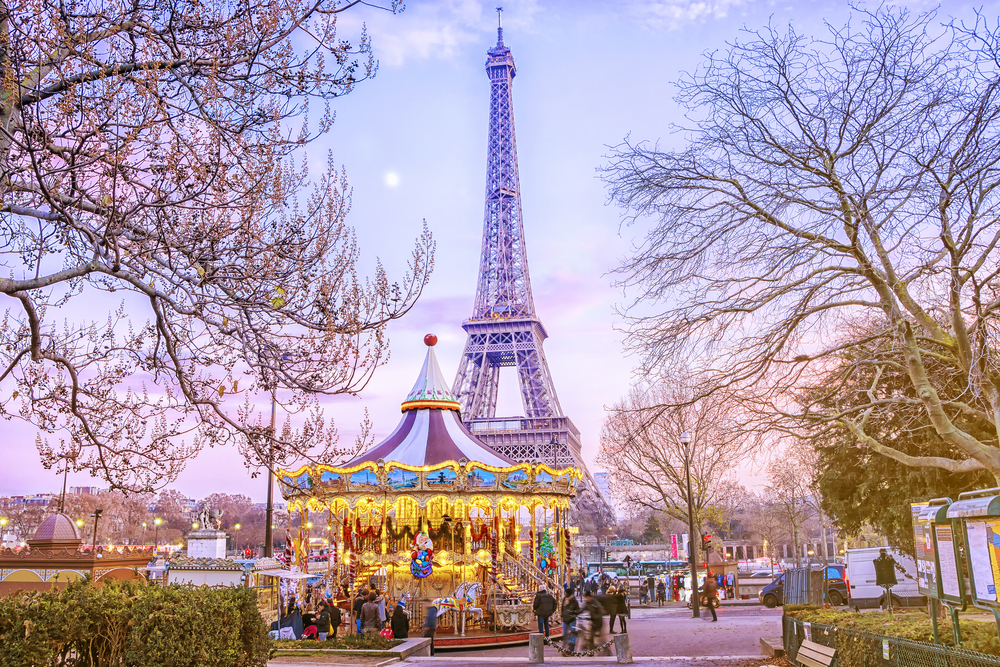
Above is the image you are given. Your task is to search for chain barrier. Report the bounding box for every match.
[542,635,615,658]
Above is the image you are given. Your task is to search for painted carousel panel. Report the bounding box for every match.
[467,467,497,489]
[387,467,420,490]
[425,467,458,490]
[501,469,529,491]
[319,470,346,490]
[281,471,313,491]
[349,468,379,490]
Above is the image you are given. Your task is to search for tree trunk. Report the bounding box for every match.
[793,524,800,567]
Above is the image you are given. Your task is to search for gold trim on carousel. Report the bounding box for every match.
[399,399,462,412]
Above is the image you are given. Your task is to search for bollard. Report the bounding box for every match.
[614,633,634,664]
[528,633,545,664]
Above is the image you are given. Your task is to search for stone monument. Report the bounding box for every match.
[186,507,227,559]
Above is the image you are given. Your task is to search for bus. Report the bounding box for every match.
[585,560,689,582]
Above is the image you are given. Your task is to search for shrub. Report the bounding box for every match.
[786,607,1000,657]
[0,578,272,666]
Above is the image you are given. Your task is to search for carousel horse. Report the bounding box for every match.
[431,581,484,636]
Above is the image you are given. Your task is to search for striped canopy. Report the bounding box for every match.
[345,339,516,469]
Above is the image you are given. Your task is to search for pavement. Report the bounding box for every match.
[268,603,783,667]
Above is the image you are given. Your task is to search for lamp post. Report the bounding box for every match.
[0,517,7,546]
[142,522,148,546]
[681,431,700,619]
[153,518,162,554]
[265,385,277,558]
[57,451,77,512]
[235,523,242,552]
[90,509,103,553]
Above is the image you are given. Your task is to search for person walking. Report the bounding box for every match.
[561,587,581,651]
[581,590,608,654]
[532,587,557,638]
[639,582,648,606]
[656,580,666,607]
[353,591,366,634]
[604,586,618,633]
[703,575,719,622]
[391,604,410,639]
[361,592,381,633]
[423,605,438,656]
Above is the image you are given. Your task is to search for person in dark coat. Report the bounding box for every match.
[423,605,438,656]
[532,587,557,638]
[328,601,343,639]
[315,602,332,641]
[353,592,366,634]
[580,590,606,652]
[703,575,719,622]
[561,589,581,650]
[600,587,617,632]
[391,604,410,639]
[613,586,628,633]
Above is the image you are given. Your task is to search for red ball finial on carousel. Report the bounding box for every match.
[423,333,438,347]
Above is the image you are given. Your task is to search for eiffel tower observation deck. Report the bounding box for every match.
[453,14,615,526]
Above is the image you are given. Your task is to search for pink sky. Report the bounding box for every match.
[7,0,972,501]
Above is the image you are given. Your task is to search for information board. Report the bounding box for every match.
[935,524,962,599]
[912,502,938,597]
[965,520,1000,604]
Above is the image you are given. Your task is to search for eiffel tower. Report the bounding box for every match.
[453,14,615,525]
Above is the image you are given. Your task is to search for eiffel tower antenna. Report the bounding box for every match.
[453,24,615,525]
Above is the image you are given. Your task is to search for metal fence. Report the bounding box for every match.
[784,615,1000,667]
[785,568,824,606]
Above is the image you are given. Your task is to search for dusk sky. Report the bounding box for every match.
[4,0,992,502]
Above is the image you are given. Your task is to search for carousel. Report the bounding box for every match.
[277,334,583,645]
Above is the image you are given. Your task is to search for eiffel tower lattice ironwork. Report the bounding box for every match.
[453,17,615,524]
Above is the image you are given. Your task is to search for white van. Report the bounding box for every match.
[845,547,924,608]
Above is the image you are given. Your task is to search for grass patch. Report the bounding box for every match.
[785,606,1000,656]
[273,634,402,651]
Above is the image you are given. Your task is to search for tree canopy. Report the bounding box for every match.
[0,0,433,492]
[603,6,1000,482]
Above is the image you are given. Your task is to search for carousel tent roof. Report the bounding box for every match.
[349,335,517,469]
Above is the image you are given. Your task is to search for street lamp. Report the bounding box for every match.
[0,517,7,545]
[681,430,700,619]
[235,523,242,552]
[90,509,103,553]
[154,518,162,554]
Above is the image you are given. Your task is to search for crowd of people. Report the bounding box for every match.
[532,571,720,654]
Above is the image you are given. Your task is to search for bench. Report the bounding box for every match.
[795,639,836,667]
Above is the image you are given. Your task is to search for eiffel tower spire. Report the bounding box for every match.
[453,26,615,525]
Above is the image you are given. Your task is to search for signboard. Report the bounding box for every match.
[935,524,962,600]
[912,502,938,597]
[944,496,1000,518]
[671,534,678,559]
[965,521,999,602]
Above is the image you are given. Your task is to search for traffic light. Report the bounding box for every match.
[702,534,712,551]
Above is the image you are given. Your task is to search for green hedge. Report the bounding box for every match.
[786,606,1000,657]
[0,578,272,666]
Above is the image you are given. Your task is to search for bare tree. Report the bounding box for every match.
[0,0,434,493]
[597,380,757,543]
[602,6,1000,482]
[762,457,815,567]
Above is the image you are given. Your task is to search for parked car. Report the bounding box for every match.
[845,547,924,608]
[758,564,850,608]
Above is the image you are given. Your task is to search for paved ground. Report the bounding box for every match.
[434,604,782,659]
[268,603,784,667]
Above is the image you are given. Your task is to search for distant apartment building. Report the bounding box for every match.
[69,486,107,495]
